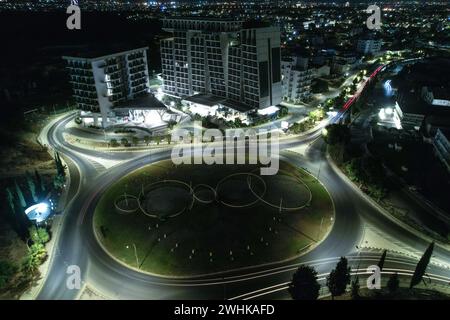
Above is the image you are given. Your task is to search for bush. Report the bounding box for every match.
[120,138,129,146]
[0,261,18,289]
[278,106,289,118]
[29,226,50,245]
[110,139,119,147]
[22,243,47,272]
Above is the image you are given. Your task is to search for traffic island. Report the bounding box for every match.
[93,159,334,277]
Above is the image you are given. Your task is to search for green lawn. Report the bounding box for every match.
[94,160,334,276]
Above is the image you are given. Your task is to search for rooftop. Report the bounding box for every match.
[183,94,254,113]
[113,94,167,111]
[163,16,241,22]
[62,46,148,61]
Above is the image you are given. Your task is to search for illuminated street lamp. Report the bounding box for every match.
[25,202,52,225]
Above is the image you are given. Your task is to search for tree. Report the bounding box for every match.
[234,118,243,128]
[35,169,45,195]
[378,250,387,271]
[278,106,289,118]
[167,120,177,130]
[155,135,161,145]
[14,180,26,208]
[53,173,65,190]
[311,79,329,93]
[323,124,351,145]
[54,152,65,177]
[167,134,172,145]
[351,277,360,300]
[410,242,434,289]
[22,243,47,272]
[144,135,151,146]
[326,257,351,299]
[288,265,321,300]
[387,273,400,294]
[26,171,38,203]
[6,187,15,213]
[120,138,129,146]
[132,136,139,146]
[0,260,17,289]
[110,139,119,147]
[29,226,50,244]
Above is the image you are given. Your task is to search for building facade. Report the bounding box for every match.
[160,18,282,112]
[433,129,450,172]
[357,38,383,55]
[63,47,150,127]
[332,53,360,74]
[281,57,313,103]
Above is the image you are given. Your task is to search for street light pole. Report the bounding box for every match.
[133,243,139,269]
[317,160,322,181]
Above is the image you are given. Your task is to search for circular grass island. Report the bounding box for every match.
[94,160,334,276]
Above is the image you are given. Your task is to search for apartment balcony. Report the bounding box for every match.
[105,66,121,74]
[131,78,147,87]
[128,59,146,68]
[73,86,97,94]
[129,65,146,74]
[67,62,91,70]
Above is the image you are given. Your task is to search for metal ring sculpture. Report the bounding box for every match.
[114,194,139,214]
[138,180,194,219]
[248,168,312,211]
[193,184,217,204]
[215,173,267,208]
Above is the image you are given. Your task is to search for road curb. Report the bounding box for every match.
[91,162,335,281]
[326,151,450,253]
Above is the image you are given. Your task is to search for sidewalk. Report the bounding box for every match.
[326,152,450,254]
[21,112,76,300]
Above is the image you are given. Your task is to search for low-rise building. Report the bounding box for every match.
[421,86,450,108]
[181,93,253,123]
[311,64,331,78]
[332,53,360,74]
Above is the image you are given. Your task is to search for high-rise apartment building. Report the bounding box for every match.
[63,47,150,127]
[160,18,282,113]
[281,57,313,103]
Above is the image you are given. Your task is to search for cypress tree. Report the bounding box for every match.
[410,242,434,289]
[6,187,15,213]
[378,250,387,271]
[326,257,351,299]
[35,169,44,195]
[26,171,38,203]
[14,180,26,208]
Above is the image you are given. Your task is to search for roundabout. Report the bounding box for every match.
[93,159,335,276]
[36,109,450,300]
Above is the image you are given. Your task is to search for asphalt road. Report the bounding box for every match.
[37,60,450,299]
